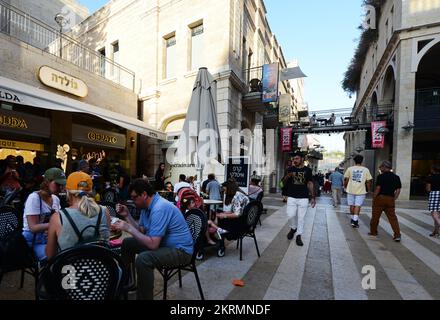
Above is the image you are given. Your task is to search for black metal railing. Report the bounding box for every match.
[367,104,394,123]
[0,1,135,91]
[242,66,263,93]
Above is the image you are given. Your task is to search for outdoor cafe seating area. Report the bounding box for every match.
[0,183,266,300]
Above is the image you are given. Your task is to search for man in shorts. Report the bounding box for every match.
[344,155,373,228]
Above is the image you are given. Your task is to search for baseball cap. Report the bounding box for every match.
[66,171,93,192]
[380,161,393,169]
[44,168,67,185]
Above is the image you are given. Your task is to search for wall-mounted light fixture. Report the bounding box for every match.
[402,122,415,131]
[130,137,136,147]
[377,127,390,134]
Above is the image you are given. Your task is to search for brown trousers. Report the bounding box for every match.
[370,195,401,237]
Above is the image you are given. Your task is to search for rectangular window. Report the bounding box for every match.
[190,24,204,71]
[112,42,119,64]
[111,41,119,76]
[98,47,106,77]
[165,36,176,79]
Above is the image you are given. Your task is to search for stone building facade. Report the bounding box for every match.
[70,0,295,183]
[345,0,440,199]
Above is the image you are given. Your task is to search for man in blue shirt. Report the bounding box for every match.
[329,167,344,207]
[112,179,193,300]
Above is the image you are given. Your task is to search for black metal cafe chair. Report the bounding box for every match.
[36,244,128,300]
[158,209,207,300]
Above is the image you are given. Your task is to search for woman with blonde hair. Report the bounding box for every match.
[46,172,111,259]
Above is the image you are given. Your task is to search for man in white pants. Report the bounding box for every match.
[282,152,316,246]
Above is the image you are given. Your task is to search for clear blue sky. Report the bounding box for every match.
[79,0,364,151]
[264,0,364,151]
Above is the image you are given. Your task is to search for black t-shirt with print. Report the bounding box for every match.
[284,166,313,199]
[426,174,440,191]
[376,172,402,197]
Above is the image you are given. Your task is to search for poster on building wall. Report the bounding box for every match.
[281,127,293,153]
[279,94,292,124]
[371,121,387,149]
[262,63,279,103]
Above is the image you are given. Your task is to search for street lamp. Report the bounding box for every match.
[54,13,69,58]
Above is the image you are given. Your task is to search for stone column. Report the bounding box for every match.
[392,42,416,200]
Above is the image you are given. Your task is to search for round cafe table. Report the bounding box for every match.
[203,200,223,220]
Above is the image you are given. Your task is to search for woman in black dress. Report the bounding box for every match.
[154,163,167,191]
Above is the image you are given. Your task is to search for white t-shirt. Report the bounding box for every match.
[23,192,61,232]
[173,182,192,202]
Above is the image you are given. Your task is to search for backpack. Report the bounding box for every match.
[61,208,104,246]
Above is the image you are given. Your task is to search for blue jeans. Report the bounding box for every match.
[22,230,47,262]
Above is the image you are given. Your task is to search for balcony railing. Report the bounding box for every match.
[242,66,264,94]
[0,1,135,91]
[416,87,440,107]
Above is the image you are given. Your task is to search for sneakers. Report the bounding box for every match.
[393,236,401,242]
[368,232,378,236]
[296,235,304,247]
[216,228,228,239]
[287,228,297,240]
[351,220,359,228]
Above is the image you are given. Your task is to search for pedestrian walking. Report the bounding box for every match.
[369,161,402,242]
[344,155,373,228]
[282,152,316,246]
[426,164,440,238]
[329,167,344,207]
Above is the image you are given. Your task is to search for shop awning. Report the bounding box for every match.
[0,76,166,141]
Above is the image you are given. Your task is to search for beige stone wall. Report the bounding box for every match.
[5,0,89,31]
[348,0,440,199]
[0,33,138,118]
[72,0,292,134]
[356,0,440,107]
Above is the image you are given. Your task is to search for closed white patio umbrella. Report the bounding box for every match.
[173,68,222,193]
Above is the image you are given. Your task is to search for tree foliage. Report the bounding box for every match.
[342,0,385,94]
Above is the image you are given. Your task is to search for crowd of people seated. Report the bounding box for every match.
[3,154,267,300]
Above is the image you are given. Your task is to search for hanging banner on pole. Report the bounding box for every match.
[262,63,279,103]
[281,127,293,152]
[371,121,386,149]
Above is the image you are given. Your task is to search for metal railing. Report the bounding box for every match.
[242,66,264,93]
[0,1,135,91]
[416,87,440,107]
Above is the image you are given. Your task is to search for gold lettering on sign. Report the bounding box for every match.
[51,73,79,90]
[87,132,118,145]
[0,114,28,129]
[39,66,88,98]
